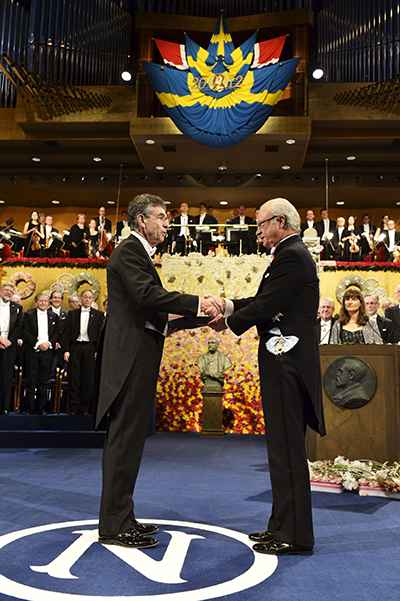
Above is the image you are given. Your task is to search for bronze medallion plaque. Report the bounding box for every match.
[323,356,377,409]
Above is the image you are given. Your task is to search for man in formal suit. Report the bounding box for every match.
[364,294,400,343]
[95,206,112,234]
[300,209,317,236]
[116,211,129,238]
[385,285,400,330]
[225,205,255,255]
[0,283,23,414]
[95,193,222,550]
[330,216,346,260]
[209,197,325,556]
[23,292,59,415]
[377,219,400,261]
[171,202,196,255]
[48,290,68,367]
[355,214,377,259]
[316,209,336,260]
[194,202,218,255]
[63,289,103,416]
[317,297,337,344]
[41,215,60,258]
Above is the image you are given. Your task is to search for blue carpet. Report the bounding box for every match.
[0,432,399,600]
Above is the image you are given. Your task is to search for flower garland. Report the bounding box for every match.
[9,271,36,299]
[335,274,370,303]
[323,262,400,272]
[308,456,400,493]
[67,272,101,300]
[1,257,107,268]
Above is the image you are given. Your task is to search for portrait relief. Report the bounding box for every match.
[209,73,228,92]
[323,356,377,409]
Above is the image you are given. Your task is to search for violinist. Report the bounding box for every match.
[355,214,377,259]
[88,219,100,258]
[341,215,361,261]
[69,214,90,258]
[41,216,60,258]
[22,210,45,257]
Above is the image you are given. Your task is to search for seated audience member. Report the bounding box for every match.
[331,217,347,260]
[116,211,129,238]
[317,297,337,344]
[68,295,80,310]
[69,214,90,258]
[63,289,103,416]
[0,283,23,414]
[377,219,400,261]
[23,292,59,414]
[356,214,377,259]
[330,287,382,344]
[364,294,400,343]
[301,210,317,236]
[385,285,400,328]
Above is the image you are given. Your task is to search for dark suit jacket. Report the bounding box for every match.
[378,230,400,259]
[374,314,400,343]
[48,307,69,340]
[194,214,218,226]
[227,234,325,436]
[227,215,254,225]
[355,225,377,255]
[385,304,400,331]
[62,307,103,352]
[316,219,336,238]
[116,220,129,238]
[317,316,337,343]
[300,222,317,236]
[171,214,196,241]
[95,234,199,429]
[22,309,59,350]
[2,301,23,344]
[95,217,112,234]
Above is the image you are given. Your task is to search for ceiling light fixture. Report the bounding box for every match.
[218,162,227,172]
[146,139,155,145]
[62,176,72,183]
[107,200,115,205]
[220,201,228,205]
[0,199,5,204]
[347,155,356,161]
[93,157,102,162]
[336,201,345,205]
[281,165,290,170]
[51,199,60,204]
[100,176,110,184]
[254,173,262,181]
[32,157,41,162]
[286,139,296,145]
[155,165,164,171]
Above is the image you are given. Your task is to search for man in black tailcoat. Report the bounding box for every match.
[317,297,337,344]
[63,289,103,416]
[364,294,400,343]
[385,285,400,331]
[0,283,23,414]
[209,197,325,556]
[23,292,59,415]
[94,193,222,550]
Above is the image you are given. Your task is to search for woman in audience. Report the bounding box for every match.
[330,287,382,344]
[22,210,44,257]
[69,214,89,258]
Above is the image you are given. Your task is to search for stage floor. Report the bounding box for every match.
[0,432,399,600]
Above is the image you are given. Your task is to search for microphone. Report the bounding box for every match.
[362,314,369,322]
[333,313,340,320]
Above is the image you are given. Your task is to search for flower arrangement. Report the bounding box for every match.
[9,271,36,299]
[308,456,400,495]
[2,257,107,268]
[67,272,101,300]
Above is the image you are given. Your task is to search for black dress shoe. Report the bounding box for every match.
[98,530,159,549]
[132,520,159,535]
[253,540,313,556]
[248,530,274,543]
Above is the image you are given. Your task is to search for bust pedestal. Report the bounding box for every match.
[201,392,224,438]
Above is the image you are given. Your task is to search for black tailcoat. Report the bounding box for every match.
[0,301,23,412]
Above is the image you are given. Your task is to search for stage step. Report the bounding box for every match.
[0,414,105,448]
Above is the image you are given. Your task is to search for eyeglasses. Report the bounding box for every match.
[257,216,277,229]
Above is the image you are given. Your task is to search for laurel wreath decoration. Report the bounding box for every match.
[335,275,370,304]
[67,271,101,300]
[9,271,36,299]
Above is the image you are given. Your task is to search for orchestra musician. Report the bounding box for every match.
[22,210,45,257]
[94,206,112,234]
[88,219,100,258]
[69,214,90,258]
[41,216,60,258]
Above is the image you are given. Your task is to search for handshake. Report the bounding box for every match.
[200,294,225,319]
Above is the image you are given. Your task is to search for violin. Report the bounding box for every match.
[31,230,41,251]
[393,248,400,263]
[349,236,359,254]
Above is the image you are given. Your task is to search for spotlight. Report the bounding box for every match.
[353,175,362,183]
[196,174,203,182]
[308,63,324,81]
[216,175,223,183]
[274,175,281,183]
[311,176,320,183]
[159,175,165,183]
[375,174,384,181]
[141,175,148,182]
[62,176,72,183]
[100,176,110,184]
[395,175,400,182]
[254,174,262,181]
[121,63,135,83]
[46,176,54,184]
[293,175,302,183]
[332,174,342,183]
[236,175,242,183]
[177,175,184,183]
[218,162,227,172]
[81,176,90,184]
[121,175,129,183]
[27,176,35,184]
[9,176,17,184]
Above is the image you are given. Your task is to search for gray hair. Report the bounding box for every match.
[34,292,49,302]
[128,194,166,231]
[320,296,335,309]
[262,198,301,234]
[1,283,15,292]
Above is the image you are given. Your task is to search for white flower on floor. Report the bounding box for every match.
[342,471,358,490]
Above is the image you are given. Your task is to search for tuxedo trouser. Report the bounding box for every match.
[99,328,164,537]
[0,345,17,412]
[258,342,314,547]
[25,348,53,412]
[68,341,96,414]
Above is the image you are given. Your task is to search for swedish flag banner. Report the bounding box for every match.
[143,12,301,148]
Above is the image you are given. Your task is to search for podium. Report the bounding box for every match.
[307,345,400,463]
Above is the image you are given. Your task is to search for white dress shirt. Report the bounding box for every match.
[0,298,10,339]
[388,230,396,251]
[178,213,189,237]
[77,307,91,341]
[35,309,50,349]
[319,319,332,344]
